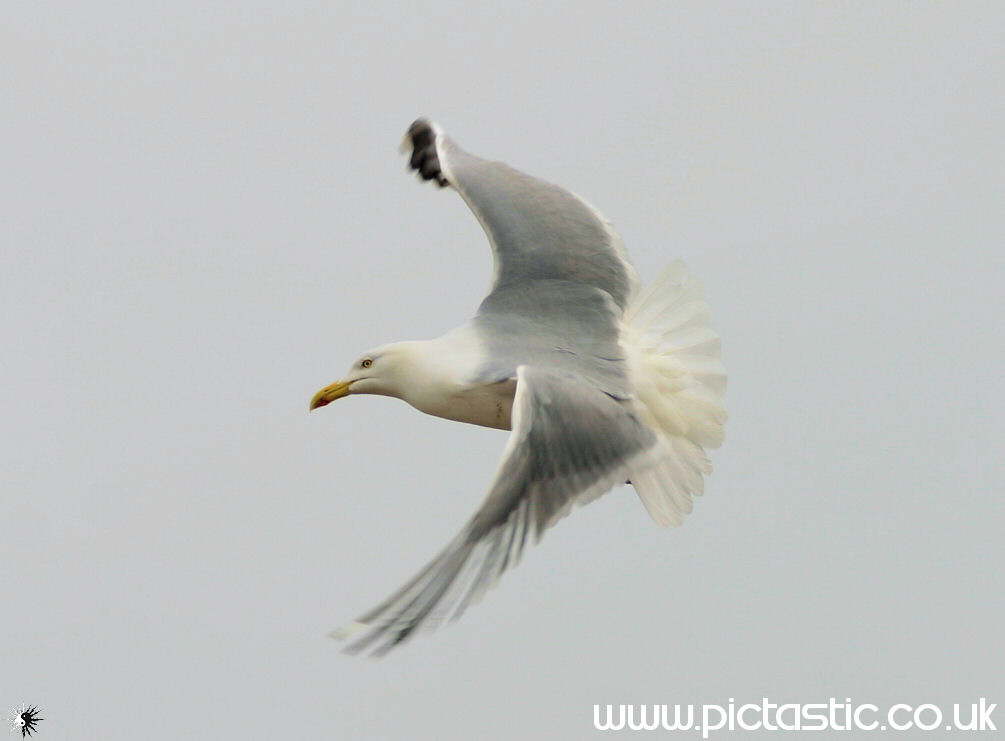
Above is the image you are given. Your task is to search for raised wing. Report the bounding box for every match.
[404,119,639,310]
[334,366,669,656]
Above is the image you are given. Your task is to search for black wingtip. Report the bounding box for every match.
[404,118,449,187]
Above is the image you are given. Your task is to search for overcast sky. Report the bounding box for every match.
[2,2,1002,739]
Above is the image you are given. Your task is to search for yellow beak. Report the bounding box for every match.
[310,380,353,411]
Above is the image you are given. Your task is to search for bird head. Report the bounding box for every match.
[309,343,414,410]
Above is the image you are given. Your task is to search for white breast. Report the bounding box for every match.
[428,380,516,430]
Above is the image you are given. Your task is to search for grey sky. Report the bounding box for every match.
[2,2,1002,739]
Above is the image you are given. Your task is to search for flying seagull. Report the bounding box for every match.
[310,119,726,655]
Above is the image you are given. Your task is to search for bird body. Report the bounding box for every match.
[310,119,726,654]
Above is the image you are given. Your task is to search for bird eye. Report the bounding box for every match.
[360,358,373,368]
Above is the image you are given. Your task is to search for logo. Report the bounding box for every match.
[7,705,43,738]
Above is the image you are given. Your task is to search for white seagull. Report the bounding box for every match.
[310,119,727,655]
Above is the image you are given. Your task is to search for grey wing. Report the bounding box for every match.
[471,279,634,399]
[404,119,639,310]
[333,366,665,656]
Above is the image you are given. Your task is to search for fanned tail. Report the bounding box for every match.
[622,260,727,525]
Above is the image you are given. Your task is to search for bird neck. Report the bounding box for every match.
[392,327,482,409]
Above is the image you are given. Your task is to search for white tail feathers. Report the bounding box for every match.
[623,261,727,526]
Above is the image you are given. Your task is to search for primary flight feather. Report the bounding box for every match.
[310,119,727,655]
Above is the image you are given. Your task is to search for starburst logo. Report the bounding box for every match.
[7,705,42,738]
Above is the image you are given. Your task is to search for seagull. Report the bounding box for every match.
[310,119,726,655]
